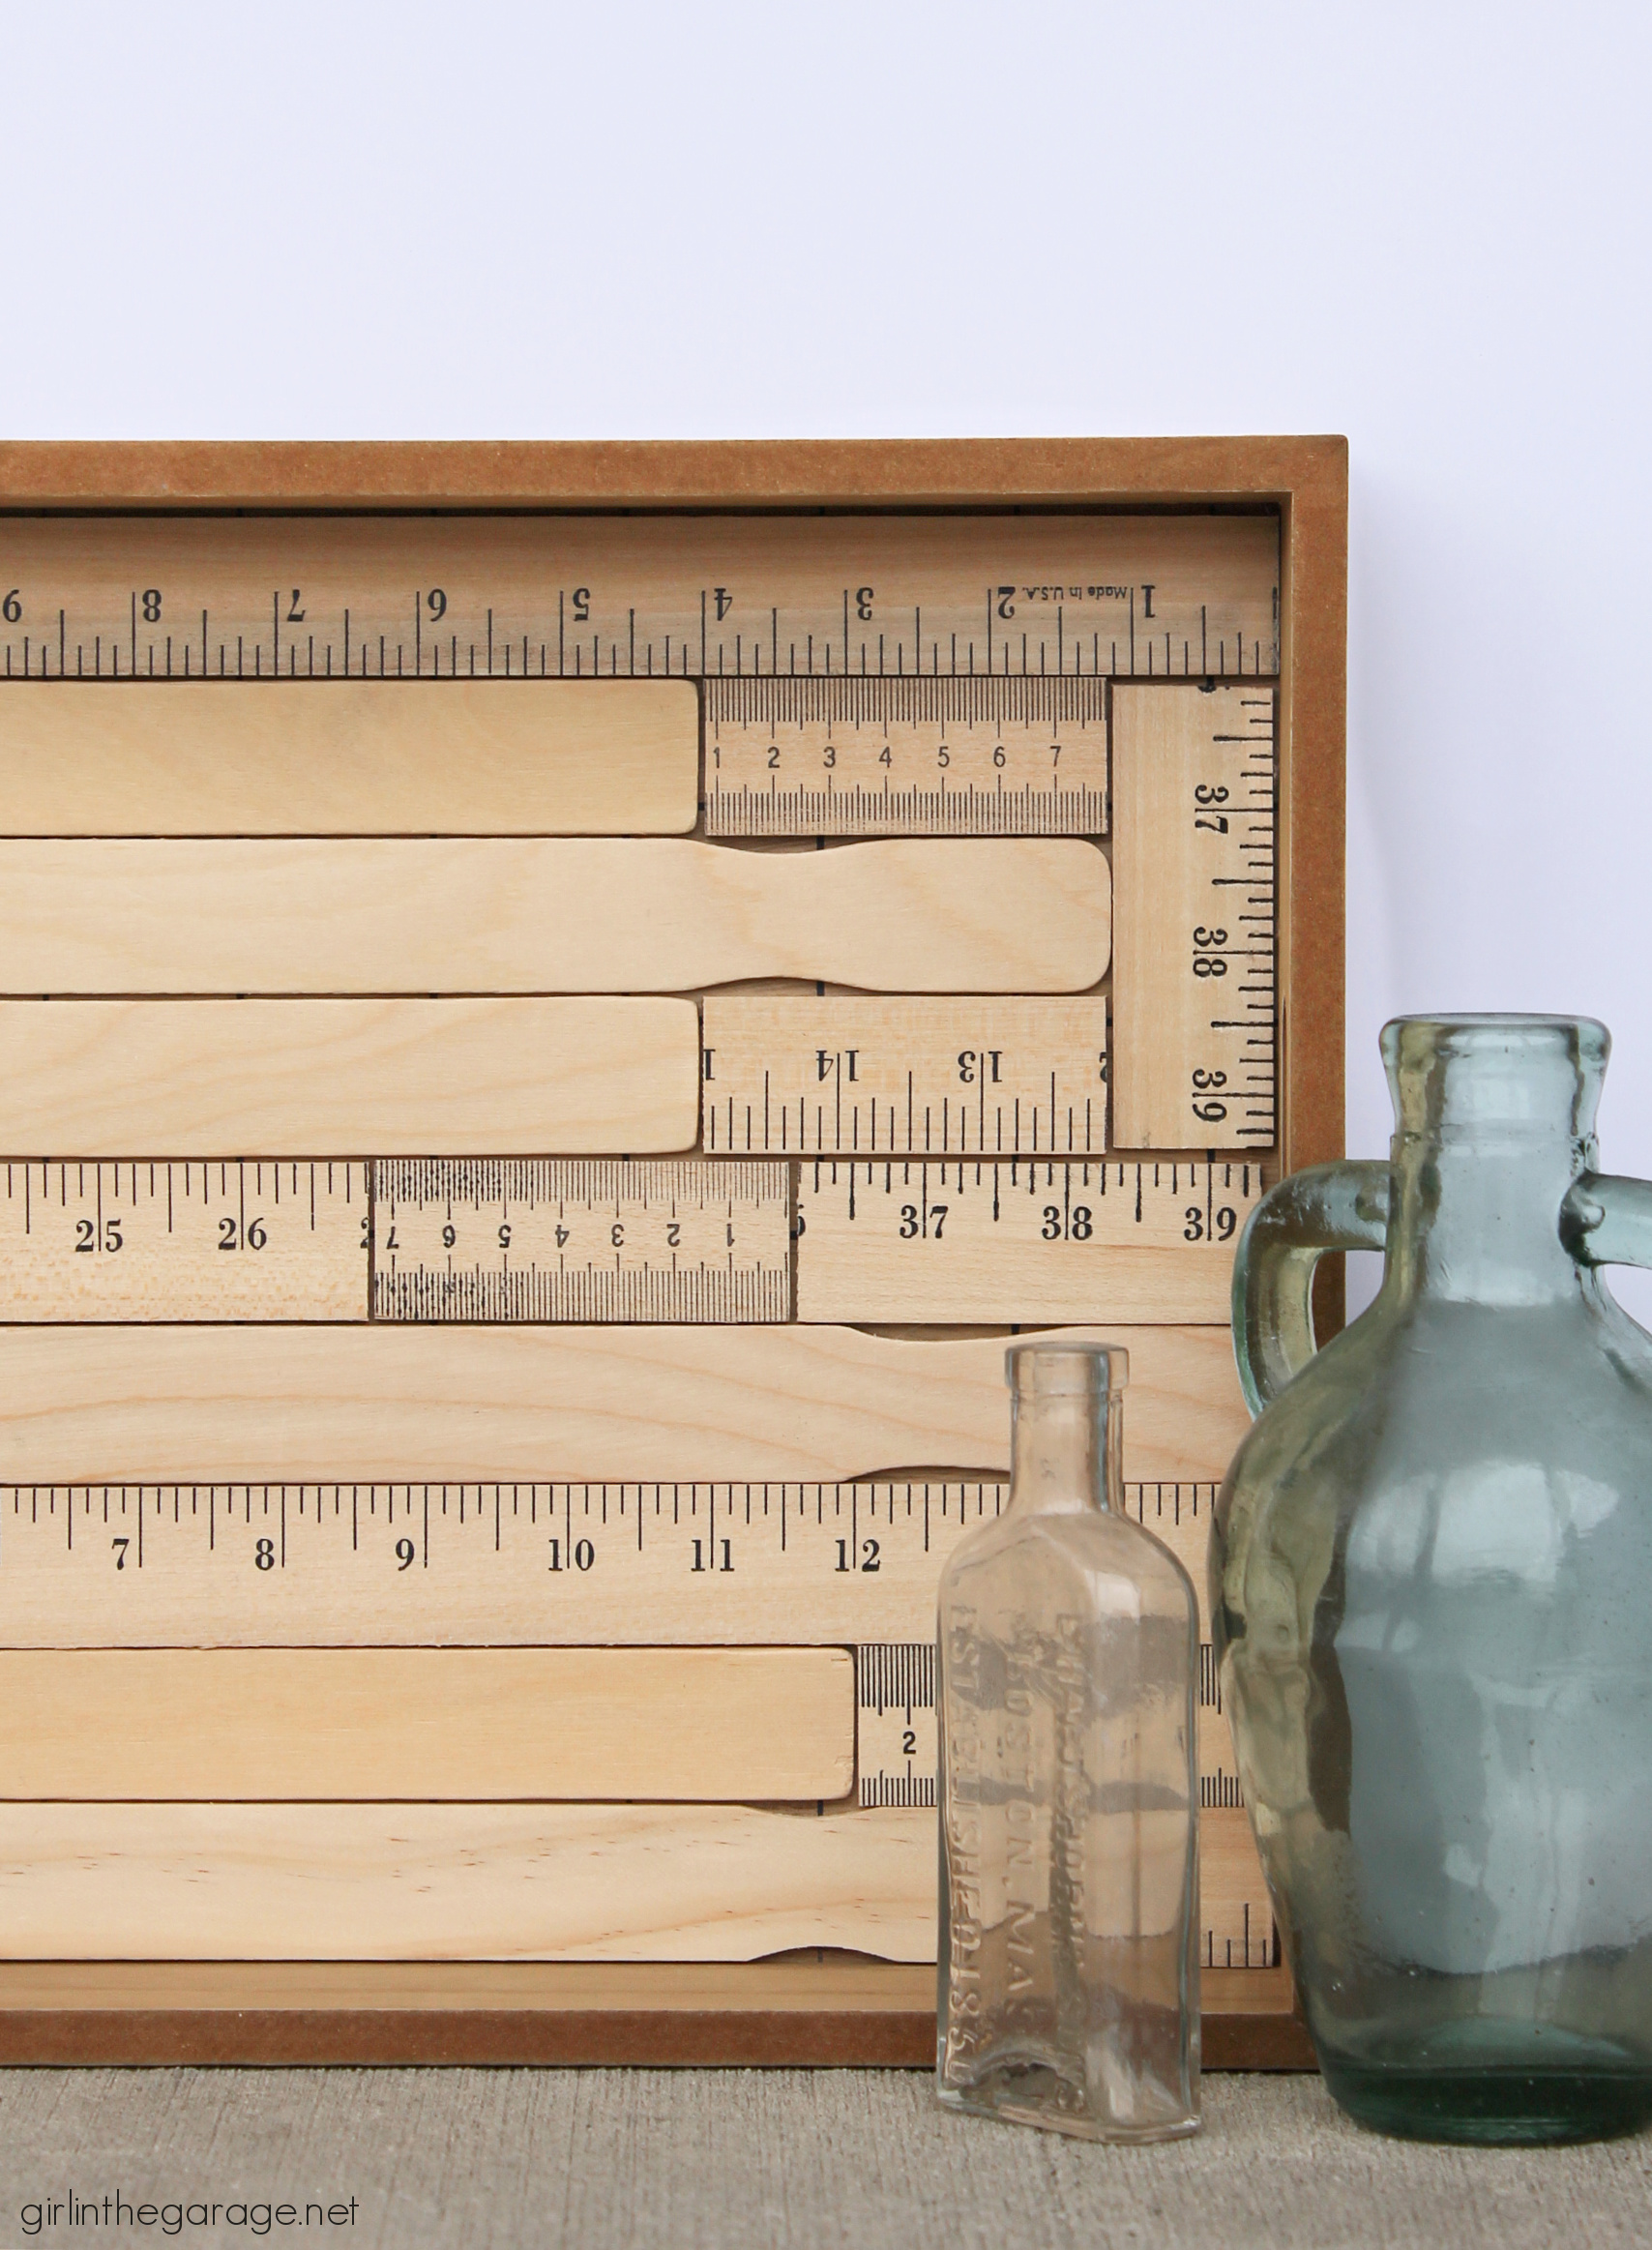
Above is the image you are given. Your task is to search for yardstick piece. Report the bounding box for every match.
[0,998,700,1155]
[702,997,1108,1155]
[0,681,698,836]
[0,1159,787,1325]
[0,1802,1271,1967]
[0,1161,370,1322]
[0,1647,852,1803]
[1111,684,1277,1148]
[0,513,1281,687]
[796,1159,1262,1324]
[0,1479,1227,1649]
[0,838,1110,996]
[0,1324,1249,1487]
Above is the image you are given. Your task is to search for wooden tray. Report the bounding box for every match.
[0,435,1344,2067]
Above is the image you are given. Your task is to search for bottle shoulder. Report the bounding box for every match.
[938,1506,1196,1621]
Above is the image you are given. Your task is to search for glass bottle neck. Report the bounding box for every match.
[1381,1129,1592,1308]
[1006,1391,1121,1518]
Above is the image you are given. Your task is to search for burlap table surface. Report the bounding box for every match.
[0,2067,1645,2248]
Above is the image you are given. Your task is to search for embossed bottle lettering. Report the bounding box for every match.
[937,1343,1200,2141]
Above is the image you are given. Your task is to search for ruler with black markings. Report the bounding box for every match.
[0,1477,1239,1811]
[0,514,1279,689]
[795,1159,1264,1323]
[701,999,1109,1157]
[703,676,1109,837]
[0,1159,789,1323]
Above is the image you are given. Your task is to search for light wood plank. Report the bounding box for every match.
[0,1647,851,1803]
[0,1802,934,1962]
[0,838,1109,996]
[0,1957,1290,2016]
[0,1957,945,2014]
[702,996,1108,1155]
[0,997,699,1153]
[0,1801,1268,1965]
[0,1480,1222,1652]
[0,513,1281,690]
[0,680,698,836]
[0,1324,1249,1488]
[1111,684,1277,1149]
[796,1158,1259,1323]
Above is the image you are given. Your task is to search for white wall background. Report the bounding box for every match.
[4,0,1649,1300]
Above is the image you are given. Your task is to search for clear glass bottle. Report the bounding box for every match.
[1219,1016,1652,2143]
[936,1342,1200,2140]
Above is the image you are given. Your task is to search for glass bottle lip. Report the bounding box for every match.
[1005,1341,1128,1398]
[1380,1014,1608,1140]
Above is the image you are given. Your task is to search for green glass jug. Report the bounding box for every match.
[1214,1015,1652,2144]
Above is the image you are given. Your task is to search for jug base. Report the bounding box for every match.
[1320,2055,1652,2146]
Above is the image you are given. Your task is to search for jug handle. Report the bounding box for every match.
[1559,1172,1652,1271]
[1231,1161,1392,1416]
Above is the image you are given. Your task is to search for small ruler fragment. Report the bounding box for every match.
[701,998,1108,1156]
[796,1158,1263,1324]
[371,1159,790,1322]
[0,1160,369,1321]
[1111,684,1277,1147]
[704,677,1108,837]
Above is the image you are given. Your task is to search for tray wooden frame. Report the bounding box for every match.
[0,435,1345,2069]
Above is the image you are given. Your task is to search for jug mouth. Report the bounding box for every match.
[1380,1015,1608,1141]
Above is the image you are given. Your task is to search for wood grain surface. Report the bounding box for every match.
[0,1647,853,1803]
[0,837,1110,995]
[0,438,1346,2064]
[0,679,699,835]
[702,996,1109,1155]
[795,1159,1259,1324]
[0,1322,1249,1487]
[0,512,1279,685]
[0,1802,1270,1966]
[0,1801,933,1962]
[1111,683,1276,1149]
[0,997,700,1153]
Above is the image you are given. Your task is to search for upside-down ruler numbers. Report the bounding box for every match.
[0,492,1292,2020]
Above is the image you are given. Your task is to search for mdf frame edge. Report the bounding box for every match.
[0,436,1346,2069]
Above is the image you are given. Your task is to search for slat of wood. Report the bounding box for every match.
[0,838,1110,995]
[0,1802,931,1962]
[1110,683,1277,1149]
[0,512,1281,687]
[0,998,699,1153]
[0,1957,1292,2018]
[702,996,1109,1155]
[0,1802,1269,1964]
[0,1324,1249,1487]
[0,1478,1218,1649]
[0,1958,949,2015]
[795,1159,1259,1323]
[0,681,698,836]
[0,1647,851,1802]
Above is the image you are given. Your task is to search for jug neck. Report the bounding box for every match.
[1376,1016,1607,1310]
